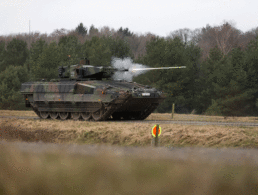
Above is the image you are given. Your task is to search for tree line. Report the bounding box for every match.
[0,22,258,116]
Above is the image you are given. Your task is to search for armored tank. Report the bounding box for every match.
[21,59,185,121]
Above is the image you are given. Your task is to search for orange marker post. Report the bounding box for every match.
[152,124,161,147]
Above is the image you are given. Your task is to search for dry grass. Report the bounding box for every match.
[146,113,258,123]
[1,110,258,123]
[1,118,258,148]
[0,142,258,195]
[0,110,37,117]
[1,111,258,194]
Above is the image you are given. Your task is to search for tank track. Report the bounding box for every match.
[32,103,157,121]
[31,104,118,121]
[31,93,132,121]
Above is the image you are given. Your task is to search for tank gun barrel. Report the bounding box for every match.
[58,64,186,81]
[104,67,129,71]
[116,68,129,71]
[131,66,186,71]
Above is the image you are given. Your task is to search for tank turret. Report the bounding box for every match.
[58,65,129,80]
[58,60,186,81]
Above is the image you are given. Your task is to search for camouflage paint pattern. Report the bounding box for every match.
[21,63,167,120]
[21,80,165,103]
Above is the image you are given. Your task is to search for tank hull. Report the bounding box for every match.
[21,80,166,121]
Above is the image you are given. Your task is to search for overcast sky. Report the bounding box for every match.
[1,0,257,37]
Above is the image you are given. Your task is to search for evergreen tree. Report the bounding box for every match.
[204,46,256,116]
[0,41,5,71]
[31,42,61,80]
[0,66,29,109]
[134,37,202,113]
[82,36,132,66]
[30,38,47,62]
[108,37,132,59]
[0,41,5,59]
[89,25,98,36]
[195,46,225,113]
[82,37,111,66]
[0,39,29,71]
[58,35,81,65]
[25,38,47,75]
[243,36,258,114]
[118,27,134,37]
[75,23,87,36]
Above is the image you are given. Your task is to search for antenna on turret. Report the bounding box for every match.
[28,20,31,81]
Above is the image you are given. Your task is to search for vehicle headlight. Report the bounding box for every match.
[142,93,150,96]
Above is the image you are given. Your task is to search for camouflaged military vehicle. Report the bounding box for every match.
[21,60,184,121]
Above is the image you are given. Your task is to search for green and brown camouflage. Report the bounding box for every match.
[20,61,182,121]
[58,64,128,80]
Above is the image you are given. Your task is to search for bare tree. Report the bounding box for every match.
[167,28,192,43]
[191,28,202,45]
[99,26,115,37]
[0,22,257,62]
[237,28,258,50]
[197,22,242,59]
[211,22,240,55]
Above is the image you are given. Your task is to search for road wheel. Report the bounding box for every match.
[40,111,49,119]
[71,112,81,120]
[92,109,103,121]
[59,112,69,120]
[50,112,59,119]
[81,112,92,120]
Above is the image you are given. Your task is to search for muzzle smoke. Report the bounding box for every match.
[111,57,149,81]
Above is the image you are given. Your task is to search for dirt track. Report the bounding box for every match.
[1,115,258,126]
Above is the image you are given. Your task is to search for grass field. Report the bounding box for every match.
[1,110,258,194]
[1,142,258,195]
